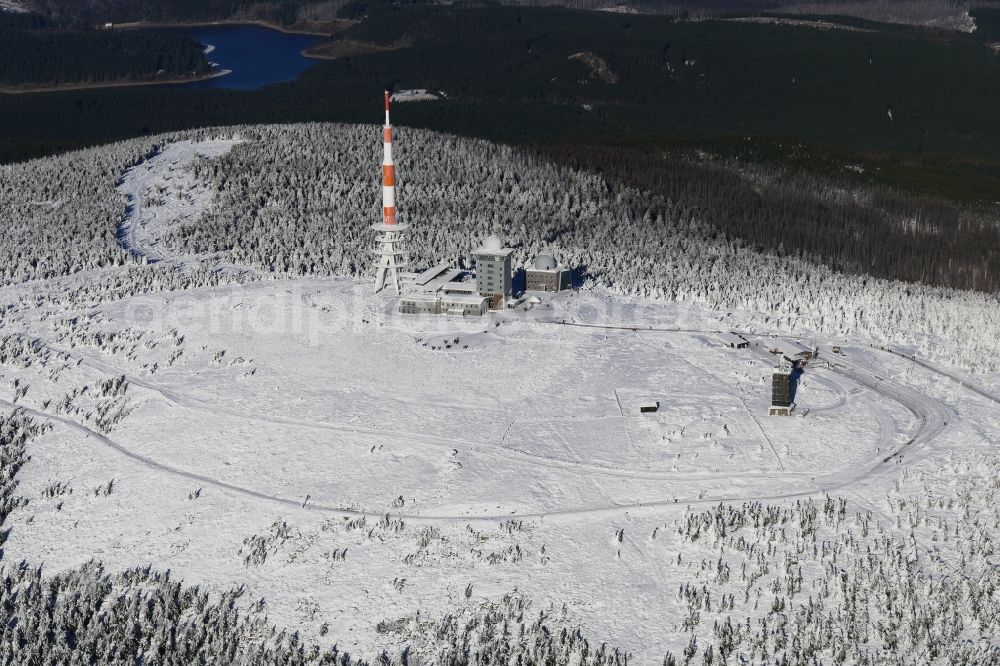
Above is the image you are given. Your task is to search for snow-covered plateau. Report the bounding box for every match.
[0,126,998,664]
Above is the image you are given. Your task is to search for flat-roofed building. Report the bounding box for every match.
[471,235,515,310]
[769,363,800,416]
[441,282,478,295]
[398,293,441,315]
[525,254,572,292]
[719,332,749,349]
[441,293,489,317]
[398,264,486,316]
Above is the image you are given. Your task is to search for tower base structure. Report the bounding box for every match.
[372,222,409,294]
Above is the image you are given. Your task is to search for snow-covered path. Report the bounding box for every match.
[889,349,1000,406]
[116,140,240,264]
[0,393,828,522]
[3,300,953,524]
[17,332,823,519]
[1,134,996,663]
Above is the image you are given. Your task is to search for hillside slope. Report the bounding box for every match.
[4,123,1000,369]
[0,125,999,663]
[0,125,998,664]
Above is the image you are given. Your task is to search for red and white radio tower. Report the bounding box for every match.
[372,90,408,294]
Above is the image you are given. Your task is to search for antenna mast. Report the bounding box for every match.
[372,90,408,293]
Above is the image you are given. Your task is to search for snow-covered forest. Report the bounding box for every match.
[0,409,637,664]
[3,123,1000,370]
[173,123,1000,372]
[666,460,1000,664]
[4,403,997,663]
[2,123,999,664]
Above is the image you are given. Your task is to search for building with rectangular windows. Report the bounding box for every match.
[398,264,489,317]
[441,293,489,316]
[398,293,441,315]
[525,254,572,293]
[471,235,515,310]
[400,237,576,317]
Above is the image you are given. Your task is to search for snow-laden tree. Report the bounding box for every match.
[170,123,1000,371]
[3,122,999,370]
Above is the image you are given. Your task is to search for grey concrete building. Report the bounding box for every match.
[398,264,489,317]
[398,293,441,315]
[525,254,572,293]
[441,293,489,316]
[471,235,515,310]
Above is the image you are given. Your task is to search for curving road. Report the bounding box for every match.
[818,350,951,486]
[1,394,839,522]
[884,348,1000,407]
[3,321,956,523]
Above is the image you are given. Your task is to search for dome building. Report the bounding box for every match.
[482,235,504,251]
[525,253,572,293]
[533,254,558,271]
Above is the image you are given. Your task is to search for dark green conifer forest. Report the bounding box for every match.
[2,2,1000,293]
[0,13,210,88]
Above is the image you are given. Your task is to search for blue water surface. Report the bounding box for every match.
[176,25,323,91]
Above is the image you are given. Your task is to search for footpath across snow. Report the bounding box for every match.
[0,130,996,663]
[3,274,982,661]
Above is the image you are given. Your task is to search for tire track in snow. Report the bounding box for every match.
[5,309,957,522]
[24,335,814,485]
[1,396,832,522]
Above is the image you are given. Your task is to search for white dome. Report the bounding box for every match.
[482,235,503,250]
[534,254,557,270]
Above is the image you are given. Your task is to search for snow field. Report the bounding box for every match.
[0,130,998,662]
[0,276,948,661]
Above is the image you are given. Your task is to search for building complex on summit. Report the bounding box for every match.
[370,92,572,314]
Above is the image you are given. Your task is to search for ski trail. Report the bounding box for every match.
[0,396,829,522]
[117,139,241,264]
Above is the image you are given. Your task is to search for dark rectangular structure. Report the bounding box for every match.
[772,371,793,407]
